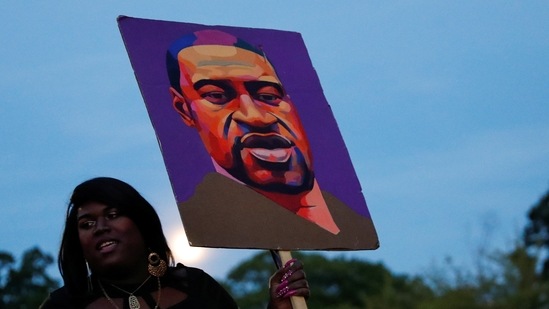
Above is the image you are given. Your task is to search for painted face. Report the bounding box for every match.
[77,202,147,276]
[172,45,314,193]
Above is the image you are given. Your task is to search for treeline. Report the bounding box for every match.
[0,247,59,308]
[222,246,546,308]
[221,189,549,308]
[2,190,548,308]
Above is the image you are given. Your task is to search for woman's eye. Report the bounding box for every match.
[78,221,96,230]
[106,211,119,220]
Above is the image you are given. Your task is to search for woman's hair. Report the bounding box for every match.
[58,177,173,296]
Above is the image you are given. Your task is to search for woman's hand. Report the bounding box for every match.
[268,259,310,309]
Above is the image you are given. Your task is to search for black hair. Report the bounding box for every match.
[166,29,267,94]
[57,177,173,296]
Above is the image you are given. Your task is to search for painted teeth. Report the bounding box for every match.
[250,148,291,162]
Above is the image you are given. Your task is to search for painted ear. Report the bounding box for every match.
[170,87,195,127]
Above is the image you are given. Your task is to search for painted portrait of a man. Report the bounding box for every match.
[118,16,378,250]
[166,30,340,235]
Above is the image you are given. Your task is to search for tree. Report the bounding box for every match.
[0,247,59,309]
[422,244,549,309]
[222,251,434,309]
[221,188,549,308]
[524,189,549,278]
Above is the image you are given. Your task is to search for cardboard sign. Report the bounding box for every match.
[118,16,378,250]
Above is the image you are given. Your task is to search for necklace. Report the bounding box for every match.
[98,275,162,309]
[109,275,150,309]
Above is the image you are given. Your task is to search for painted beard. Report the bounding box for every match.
[225,134,314,194]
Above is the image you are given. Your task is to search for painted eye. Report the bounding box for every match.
[255,93,282,105]
[202,91,232,105]
[251,84,283,105]
[197,83,235,105]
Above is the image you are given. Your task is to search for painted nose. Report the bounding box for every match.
[232,94,277,127]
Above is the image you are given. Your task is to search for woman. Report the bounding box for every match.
[41,177,309,308]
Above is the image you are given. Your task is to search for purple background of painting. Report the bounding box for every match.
[118,16,371,217]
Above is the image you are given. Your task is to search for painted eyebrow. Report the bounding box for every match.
[193,79,232,91]
[244,81,285,96]
[193,80,285,96]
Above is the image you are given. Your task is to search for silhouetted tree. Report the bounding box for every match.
[223,187,549,309]
[0,247,59,309]
[423,244,549,309]
[222,251,434,309]
[524,189,549,278]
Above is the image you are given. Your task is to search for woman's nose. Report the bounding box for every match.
[93,217,110,234]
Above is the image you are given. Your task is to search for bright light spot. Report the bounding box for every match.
[168,230,206,264]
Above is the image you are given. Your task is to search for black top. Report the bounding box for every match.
[40,264,238,309]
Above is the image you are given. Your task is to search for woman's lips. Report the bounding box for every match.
[96,240,118,253]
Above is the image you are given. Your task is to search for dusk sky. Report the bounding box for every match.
[1,1,548,282]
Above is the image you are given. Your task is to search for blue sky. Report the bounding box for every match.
[1,1,548,281]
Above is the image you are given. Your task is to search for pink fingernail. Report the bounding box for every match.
[283,290,298,298]
[284,258,297,268]
[276,286,290,298]
[275,280,288,293]
[281,270,293,282]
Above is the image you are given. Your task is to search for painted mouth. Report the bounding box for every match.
[240,134,293,163]
[249,148,291,163]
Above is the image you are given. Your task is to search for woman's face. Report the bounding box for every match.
[77,202,148,276]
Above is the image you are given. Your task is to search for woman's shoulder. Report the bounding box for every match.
[39,286,73,309]
[170,263,208,274]
[168,263,216,285]
[168,263,238,308]
[40,285,97,309]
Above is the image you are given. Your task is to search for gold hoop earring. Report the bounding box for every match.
[148,252,167,277]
